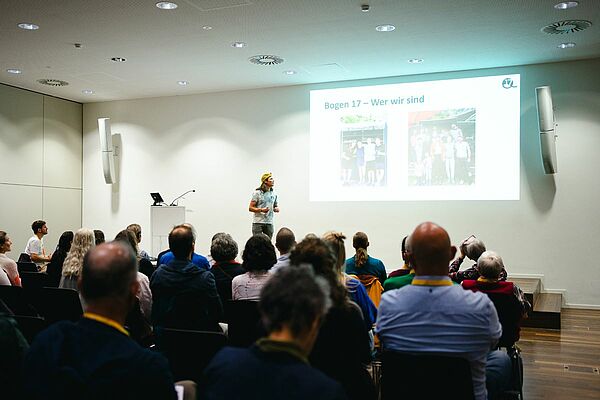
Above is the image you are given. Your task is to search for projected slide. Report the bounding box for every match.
[309,74,520,201]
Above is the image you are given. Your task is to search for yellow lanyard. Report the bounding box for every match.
[412,278,453,286]
[477,277,498,283]
[84,312,130,336]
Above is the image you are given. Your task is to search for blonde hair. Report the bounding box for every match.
[62,228,95,278]
[322,231,347,273]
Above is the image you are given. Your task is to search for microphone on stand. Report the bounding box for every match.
[170,189,196,206]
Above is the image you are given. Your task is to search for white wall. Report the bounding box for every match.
[83,58,600,307]
[0,84,83,254]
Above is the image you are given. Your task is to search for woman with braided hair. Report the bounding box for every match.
[345,232,387,285]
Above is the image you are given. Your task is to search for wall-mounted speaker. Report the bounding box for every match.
[98,117,116,184]
[535,86,558,174]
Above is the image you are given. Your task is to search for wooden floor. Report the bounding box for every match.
[520,308,600,399]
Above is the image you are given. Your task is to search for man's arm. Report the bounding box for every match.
[30,251,52,263]
[248,200,268,213]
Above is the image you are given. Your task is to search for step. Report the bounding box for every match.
[522,292,562,330]
[509,277,541,307]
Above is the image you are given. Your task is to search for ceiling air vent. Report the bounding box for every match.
[249,55,284,66]
[542,20,592,34]
[37,78,69,87]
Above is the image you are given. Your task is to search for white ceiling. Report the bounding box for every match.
[1,0,599,103]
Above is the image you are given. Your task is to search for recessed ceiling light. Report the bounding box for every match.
[283,70,297,75]
[111,57,127,62]
[156,1,178,9]
[6,68,22,74]
[558,42,576,48]
[231,41,246,48]
[18,23,39,30]
[554,1,578,10]
[202,26,213,30]
[82,89,94,94]
[177,80,189,86]
[375,24,395,32]
[408,58,424,64]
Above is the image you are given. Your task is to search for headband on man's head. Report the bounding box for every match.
[261,172,272,183]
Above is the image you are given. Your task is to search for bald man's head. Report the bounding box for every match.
[409,222,456,275]
[80,242,137,303]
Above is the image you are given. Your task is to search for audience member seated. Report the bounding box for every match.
[386,235,411,278]
[114,230,153,322]
[22,242,177,400]
[462,251,531,348]
[59,228,95,290]
[232,234,276,301]
[345,232,387,284]
[323,231,376,330]
[201,265,347,400]
[45,231,74,287]
[0,314,29,399]
[24,220,52,268]
[0,231,21,286]
[271,227,296,272]
[376,222,511,400]
[93,230,105,246]
[209,233,245,302]
[0,267,10,285]
[291,237,376,400]
[383,235,416,291]
[449,235,507,283]
[127,223,150,260]
[158,223,210,270]
[151,224,222,333]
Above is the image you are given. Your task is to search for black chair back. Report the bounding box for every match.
[159,328,227,383]
[20,272,48,289]
[27,287,83,324]
[0,286,39,316]
[0,298,14,315]
[381,351,475,400]
[485,292,523,348]
[13,315,48,344]
[17,253,31,263]
[225,300,264,347]
[17,261,39,273]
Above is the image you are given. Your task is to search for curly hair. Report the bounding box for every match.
[289,237,348,308]
[211,233,239,262]
[242,234,277,272]
[62,228,95,278]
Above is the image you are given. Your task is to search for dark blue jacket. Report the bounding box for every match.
[150,258,223,332]
[22,318,176,400]
[201,340,347,400]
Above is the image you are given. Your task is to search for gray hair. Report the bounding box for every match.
[259,264,331,337]
[464,237,486,260]
[477,251,504,279]
[210,233,238,262]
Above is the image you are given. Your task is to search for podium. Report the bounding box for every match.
[151,206,185,256]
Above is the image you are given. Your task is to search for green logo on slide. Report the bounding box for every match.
[502,78,517,89]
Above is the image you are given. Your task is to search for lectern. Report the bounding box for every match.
[151,206,185,256]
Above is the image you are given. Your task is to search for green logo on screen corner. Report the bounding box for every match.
[502,78,517,89]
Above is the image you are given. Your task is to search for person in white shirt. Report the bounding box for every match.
[0,231,21,286]
[232,235,276,300]
[24,220,52,267]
